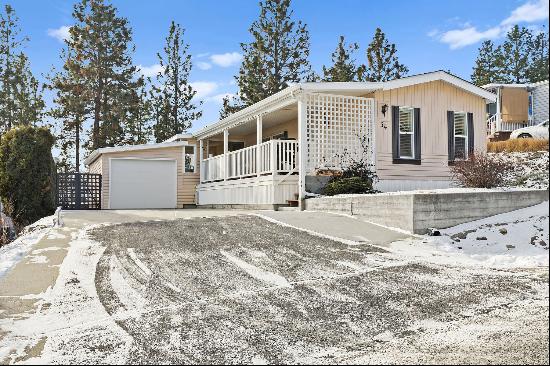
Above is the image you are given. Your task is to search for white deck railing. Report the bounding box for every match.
[201,140,298,183]
[202,155,224,182]
[487,113,529,135]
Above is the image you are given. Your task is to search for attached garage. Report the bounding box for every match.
[84,137,200,209]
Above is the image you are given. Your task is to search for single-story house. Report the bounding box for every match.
[85,70,496,210]
[484,80,549,138]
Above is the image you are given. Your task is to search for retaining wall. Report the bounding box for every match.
[304,189,549,234]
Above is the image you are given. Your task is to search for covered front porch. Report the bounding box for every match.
[194,86,376,208]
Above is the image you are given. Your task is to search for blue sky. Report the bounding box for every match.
[9,0,550,132]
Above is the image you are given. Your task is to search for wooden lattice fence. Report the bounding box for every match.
[56,173,102,210]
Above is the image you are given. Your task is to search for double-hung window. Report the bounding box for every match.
[453,112,468,160]
[399,107,415,159]
[184,145,196,173]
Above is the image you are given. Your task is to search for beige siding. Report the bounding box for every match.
[88,157,103,175]
[89,144,200,209]
[370,80,487,181]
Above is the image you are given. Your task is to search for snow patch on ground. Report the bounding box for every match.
[391,202,549,268]
[0,215,55,278]
[127,247,152,276]
[221,249,292,288]
[0,225,132,364]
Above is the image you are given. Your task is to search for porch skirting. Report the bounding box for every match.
[196,175,299,206]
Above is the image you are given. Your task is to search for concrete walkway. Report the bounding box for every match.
[259,210,411,246]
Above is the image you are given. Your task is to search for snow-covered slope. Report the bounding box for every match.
[393,202,549,268]
[494,151,549,189]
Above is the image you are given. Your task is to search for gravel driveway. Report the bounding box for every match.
[87,215,549,364]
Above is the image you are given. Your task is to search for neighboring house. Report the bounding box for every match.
[85,70,495,210]
[483,80,549,138]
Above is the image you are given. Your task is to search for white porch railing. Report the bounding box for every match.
[487,113,529,135]
[201,140,298,183]
[202,155,224,182]
[487,114,498,135]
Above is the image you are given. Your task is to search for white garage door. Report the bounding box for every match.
[110,159,177,209]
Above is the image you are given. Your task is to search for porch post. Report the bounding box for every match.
[496,87,502,132]
[223,129,229,181]
[256,115,262,177]
[270,140,277,177]
[297,97,307,210]
[199,139,204,183]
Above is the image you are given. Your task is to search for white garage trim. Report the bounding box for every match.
[108,157,178,209]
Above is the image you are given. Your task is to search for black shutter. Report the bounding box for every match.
[447,111,455,161]
[467,112,474,156]
[392,106,400,159]
[414,108,421,160]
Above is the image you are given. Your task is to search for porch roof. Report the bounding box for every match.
[193,70,496,140]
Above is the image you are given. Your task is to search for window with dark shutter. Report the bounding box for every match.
[399,107,415,159]
[448,111,474,162]
[393,106,421,164]
[453,112,468,160]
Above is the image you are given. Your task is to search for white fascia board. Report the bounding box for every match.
[299,81,382,92]
[163,133,194,143]
[482,83,528,89]
[84,141,188,166]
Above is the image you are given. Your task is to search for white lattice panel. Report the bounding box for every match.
[305,93,375,173]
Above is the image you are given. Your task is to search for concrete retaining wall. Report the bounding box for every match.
[305,189,549,234]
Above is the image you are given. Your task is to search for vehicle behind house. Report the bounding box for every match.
[510,120,549,139]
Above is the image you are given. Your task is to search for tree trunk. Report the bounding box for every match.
[93,78,103,150]
[75,117,80,173]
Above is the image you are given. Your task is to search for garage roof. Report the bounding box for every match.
[84,141,191,166]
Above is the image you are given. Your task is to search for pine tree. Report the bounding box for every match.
[471,40,503,86]
[66,0,140,151]
[363,28,408,82]
[125,78,152,145]
[151,21,201,142]
[219,95,242,119]
[48,46,88,172]
[322,36,364,82]
[14,53,45,126]
[528,29,549,83]
[0,5,44,135]
[221,0,313,117]
[499,25,532,83]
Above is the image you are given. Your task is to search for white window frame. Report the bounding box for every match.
[183,144,197,173]
[399,106,415,159]
[453,111,468,161]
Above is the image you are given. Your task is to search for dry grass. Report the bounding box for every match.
[487,139,549,153]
